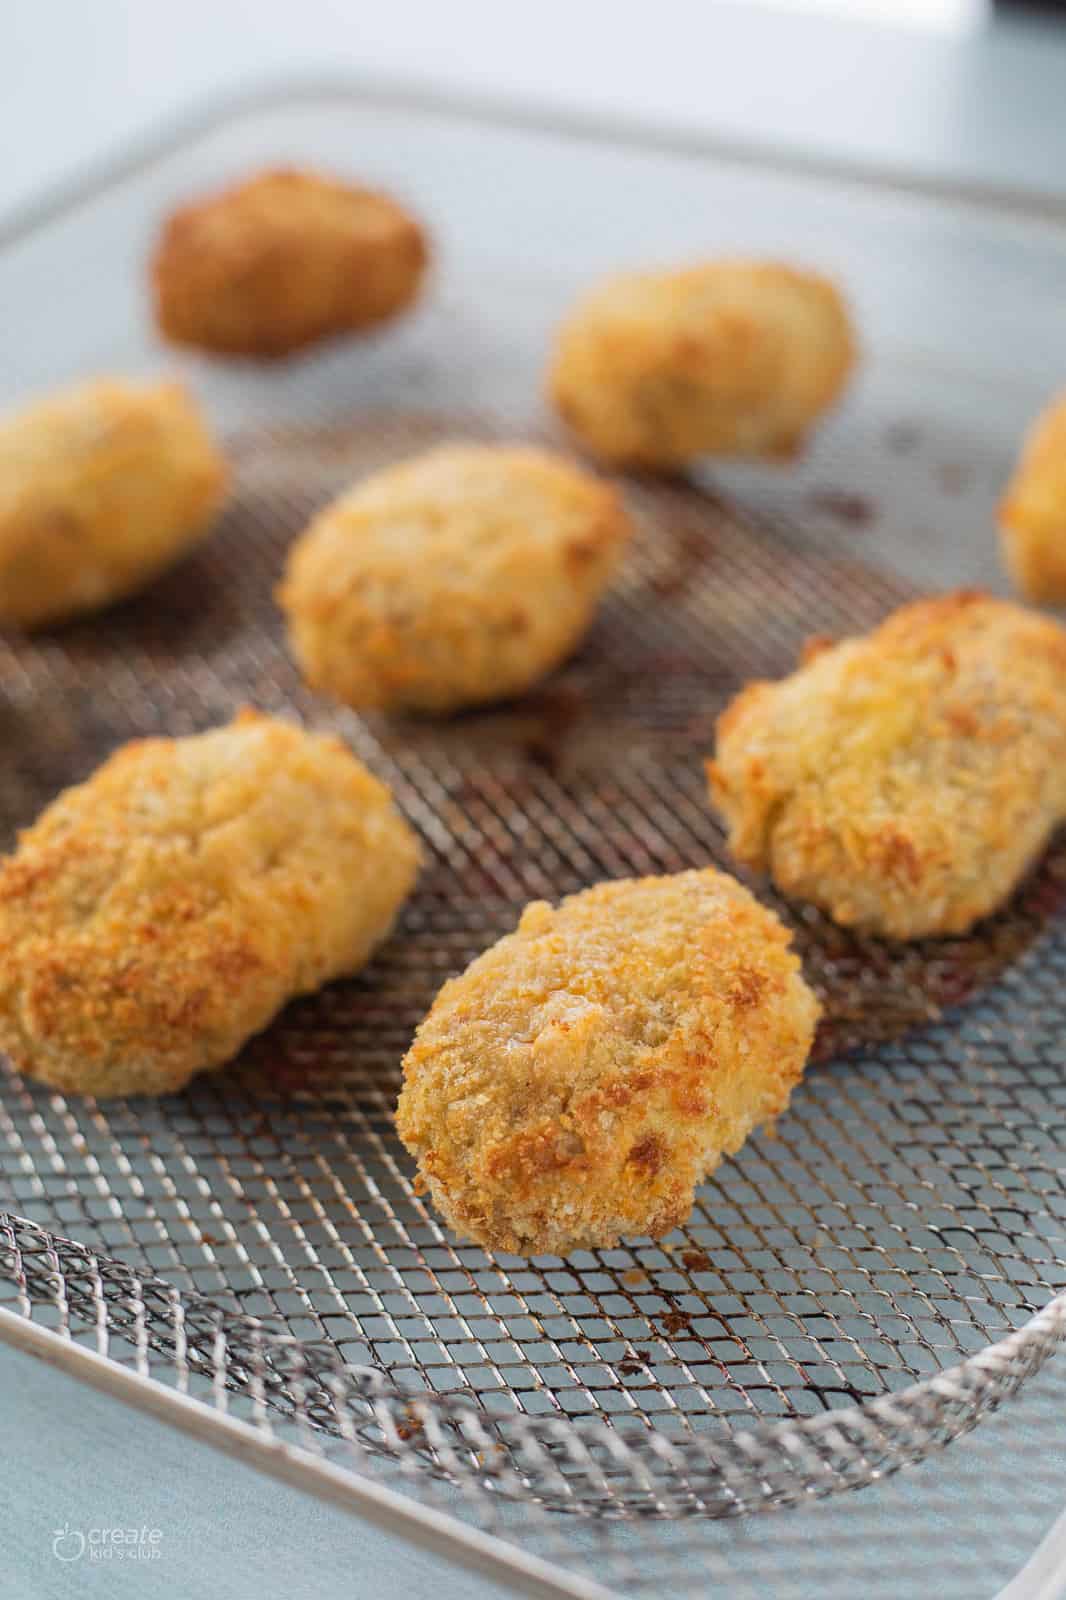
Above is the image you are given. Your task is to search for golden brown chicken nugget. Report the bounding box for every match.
[152,167,428,358]
[278,443,631,713]
[999,393,1066,603]
[396,870,819,1257]
[0,377,227,630]
[708,592,1066,940]
[548,259,856,470]
[0,710,420,1098]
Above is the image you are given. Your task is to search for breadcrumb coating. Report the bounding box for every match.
[548,259,855,469]
[0,711,420,1098]
[396,870,819,1257]
[278,443,631,713]
[152,167,428,358]
[999,393,1066,603]
[0,378,227,630]
[708,592,1066,940]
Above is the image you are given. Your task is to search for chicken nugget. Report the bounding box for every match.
[278,443,631,713]
[999,392,1066,603]
[396,870,819,1257]
[548,259,855,470]
[0,378,227,630]
[152,167,428,358]
[708,592,1066,940]
[0,710,420,1098]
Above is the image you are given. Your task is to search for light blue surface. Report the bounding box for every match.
[0,1342,514,1600]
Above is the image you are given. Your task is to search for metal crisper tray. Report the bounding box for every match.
[3,82,1066,1600]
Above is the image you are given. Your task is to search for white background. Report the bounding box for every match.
[8,0,1057,226]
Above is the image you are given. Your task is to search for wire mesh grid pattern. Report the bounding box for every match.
[3,85,1066,1596]
[7,1209,1066,1600]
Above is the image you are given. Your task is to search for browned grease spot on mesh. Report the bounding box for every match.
[395,1404,426,1442]
[886,421,923,455]
[647,521,719,598]
[807,488,875,528]
[0,407,1062,1079]
[681,1251,712,1273]
[661,1311,693,1337]
[937,463,971,495]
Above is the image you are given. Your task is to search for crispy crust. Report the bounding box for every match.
[708,591,1066,939]
[0,710,420,1097]
[278,443,632,713]
[395,870,819,1257]
[548,259,855,469]
[0,378,228,629]
[152,167,428,358]
[999,392,1066,603]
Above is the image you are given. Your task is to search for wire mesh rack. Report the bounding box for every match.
[3,80,1066,1599]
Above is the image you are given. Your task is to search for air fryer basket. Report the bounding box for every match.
[2,82,1066,1599]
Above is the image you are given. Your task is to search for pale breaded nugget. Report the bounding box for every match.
[396,870,819,1257]
[0,710,420,1098]
[708,592,1066,940]
[278,443,631,713]
[999,393,1066,603]
[548,260,855,469]
[0,378,227,630]
[152,167,428,358]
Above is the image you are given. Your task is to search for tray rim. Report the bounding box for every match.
[3,68,1066,1595]
[7,68,1066,256]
